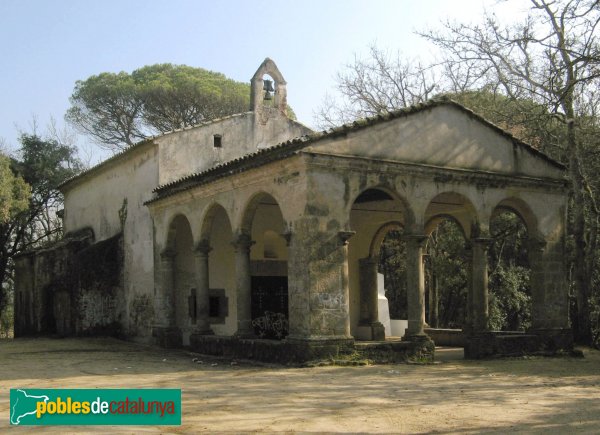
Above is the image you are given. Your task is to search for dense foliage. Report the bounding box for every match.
[0,134,82,334]
[66,64,251,150]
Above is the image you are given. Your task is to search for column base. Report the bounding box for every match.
[464,331,495,359]
[152,325,182,348]
[402,332,430,342]
[371,322,386,341]
[530,328,573,352]
[234,320,255,338]
[190,328,214,338]
[285,335,355,361]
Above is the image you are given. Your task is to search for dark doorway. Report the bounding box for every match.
[251,276,288,339]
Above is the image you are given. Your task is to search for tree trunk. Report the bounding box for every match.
[568,118,592,344]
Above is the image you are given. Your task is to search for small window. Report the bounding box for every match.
[209,296,220,318]
[213,134,222,148]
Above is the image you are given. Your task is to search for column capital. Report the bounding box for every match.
[402,233,428,247]
[471,237,493,247]
[338,230,356,246]
[527,236,547,253]
[194,239,212,256]
[160,248,176,260]
[232,233,255,252]
[281,230,292,247]
[361,255,379,265]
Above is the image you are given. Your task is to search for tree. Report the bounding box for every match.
[316,45,439,129]
[0,134,82,324]
[0,153,29,225]
[66,72,146,149]
[421,0,600,344]
[133,64,250,133]
[66,64,252,151]
[317,0,600,345]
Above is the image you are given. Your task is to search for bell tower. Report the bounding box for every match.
[250,58,288,123]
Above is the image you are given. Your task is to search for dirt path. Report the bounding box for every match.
[1,337,599,433]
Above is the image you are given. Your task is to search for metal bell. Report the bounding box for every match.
[263,79,274,100]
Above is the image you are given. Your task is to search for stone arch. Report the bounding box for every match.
[348,186,415,231]
[199,201,233,242]
[491,197,539,238]
[369,221,404,258]
[239,190,287,236]
[197,201,236,336]
[165,212,194,250]
[424,214,468,239]
[488,203,533,332]
[348,187,411,341]
[239,190,289,339]
[166,214,195,345]
[424,192,478,239]
[422,217,469,330]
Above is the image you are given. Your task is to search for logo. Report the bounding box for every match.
[10,389,181,426]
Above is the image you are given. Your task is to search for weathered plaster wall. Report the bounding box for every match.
[208,207,236,335]
[156,113,311,186]
[304,151,568,338]
[62,143,159,341]
[348,201,403,338]
[304,105,565,180]
[149,157,307,338]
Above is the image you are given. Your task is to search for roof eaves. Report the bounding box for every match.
[146,97,566,204]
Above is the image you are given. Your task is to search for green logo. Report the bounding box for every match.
[10,389,181,426]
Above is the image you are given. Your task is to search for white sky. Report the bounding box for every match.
[0,0,531,162]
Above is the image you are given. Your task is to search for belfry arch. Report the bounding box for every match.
[250,58,288,117]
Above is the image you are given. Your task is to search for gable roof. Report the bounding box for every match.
[146,97,566,204]
[60,111,311,192]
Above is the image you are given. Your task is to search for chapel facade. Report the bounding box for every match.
[14,59,572,362]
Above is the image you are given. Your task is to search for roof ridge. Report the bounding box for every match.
[149,98,565,203]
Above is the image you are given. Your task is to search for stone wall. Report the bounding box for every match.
[14,231,125,337]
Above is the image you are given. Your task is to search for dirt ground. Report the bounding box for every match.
[1,338,599,434]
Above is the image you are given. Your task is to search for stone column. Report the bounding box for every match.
[403,234,428,339]
[338,231,355,338]
[463,242,474,335]
[359,256,385,340]
[193,239,213,335]
[160,248,176,327]
[528,236,572,350]
[527,237,547,330]
[153,248,182,348]
[233,233,255,338]
[471,238,492,332]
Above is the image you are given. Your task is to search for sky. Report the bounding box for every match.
[0,0,530,162]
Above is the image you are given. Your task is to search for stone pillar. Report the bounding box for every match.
[527,237,547,330]
[193,239,213,335]
[403,234,428,339]
[233,233,255,338]
[338,231,354,338]
[153,248,182,348]
[528,236,573,351]
[428,272,439,329]
[463,242,474,335]
[471,238,492,332]
[359,256,385,341]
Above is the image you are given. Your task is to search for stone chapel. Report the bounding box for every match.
[14,59,572,362]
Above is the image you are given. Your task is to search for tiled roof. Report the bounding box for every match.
[146,97,566,204]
